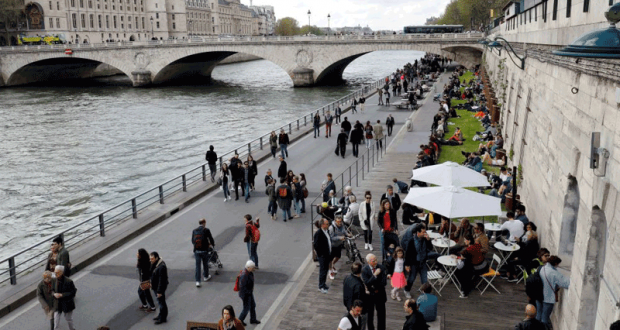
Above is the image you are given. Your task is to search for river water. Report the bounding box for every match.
[0,50,424,261]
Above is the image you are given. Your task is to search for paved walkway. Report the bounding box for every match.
[0,82,415,329]
[273,70,528,330]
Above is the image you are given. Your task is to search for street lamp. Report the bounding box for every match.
[327,13,330,35]
[307,10,311,28]
[189,20,192,37]
[150,17,154,39]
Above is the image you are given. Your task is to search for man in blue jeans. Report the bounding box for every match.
[191,219,215,287]
[403,225,433,299]
[243,215,260,269]
[278,129,289,159]
[276,178,294,222]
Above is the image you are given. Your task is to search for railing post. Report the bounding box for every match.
[219,157,223,171]
[349,166,351,186]
[289,123,292,134]
[202,165,207,181]
[132,198,137,218]
[182,174,187,192]
[341,175,344,193]
[9,257,16,285]
[362,155,365,180]
[260,137,263,150]
[297,119,300,130]
[304,116,307,126]
[159,186,164,204]
[248,143,251,155]
[99,214,105,237]
[356,160,359,186]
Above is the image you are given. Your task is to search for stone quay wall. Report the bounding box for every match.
[483,43,620,330]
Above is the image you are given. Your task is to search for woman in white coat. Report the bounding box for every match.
[358,190,376,250]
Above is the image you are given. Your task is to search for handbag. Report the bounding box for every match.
[140,280,151,291]
[335,145,340,156]
[302,187,309,198]
[217,176,223,186]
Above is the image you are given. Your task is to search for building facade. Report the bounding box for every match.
[0,0,266,45]
[249,5,275,35]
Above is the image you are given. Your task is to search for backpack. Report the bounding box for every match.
[302,187,309,198]
[192,228,206,251]
[248,223,260,242]
[525,266,544,302]
[233,270,244,292]
[278,186,288,198]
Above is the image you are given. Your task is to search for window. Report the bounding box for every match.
[529,9,532,22]
[113,16,117,28]
[172,14,175,20]
[172,5,174,9]
[155,2,157,8]
[156,13,159,19]
[120,5,122,9]
[583,0,589,12]
[81,13,86,28]
[142,17,144,29]
[56,18,60,27]
[49,1,52,9]
[80,0,83,7]
[610,0,613,5]
[566,0,571,17]
[57,1,60,9]
[49,17,54,28]
[552,0,558,20]
[106,15,109,28]
[72,13,77,28]
[156,21,160,28]
[120,16,123,21]
[71,0,75,6]
[173,22,176,29]
[88,0,92,8]
[98,15,102,28]
[90,14,94,28]
[535,6,537,21]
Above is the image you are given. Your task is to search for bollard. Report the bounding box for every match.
[132,199,137,219]
[260,137,263,150]
[202,165,206,181]
[289,123,292,134]
[159,186,164,204]
[248,143,251,155]
[356,160,359,186]
[297,119,299,130]
[99,214,105,237]
[304,116,307,126]
[182,174,187,192]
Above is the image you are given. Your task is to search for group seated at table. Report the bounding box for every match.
[502,221,540,282]
[453,234,489,298]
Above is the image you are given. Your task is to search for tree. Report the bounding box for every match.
[274,17,300,36]
[435,0,505,29]
[0,0,24,45]
[299,25,324,36]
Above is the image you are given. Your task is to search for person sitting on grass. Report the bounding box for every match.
[448,127,463,142]
[481,152,506,167]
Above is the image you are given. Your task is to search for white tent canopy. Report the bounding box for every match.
[411,161,490,188]
[403,185,502,219]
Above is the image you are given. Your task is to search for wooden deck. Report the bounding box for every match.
[277,152,528,330]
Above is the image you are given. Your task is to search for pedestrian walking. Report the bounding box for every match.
[234,162,245,201]
[47,237,71,277]
[334,105,342,124]
[37,271,55,330]
[359,95,366,113]
[136,249,157,313]
[247,155,257,191]
[237,261,260,326]
[351,98,358,114]
[404,226,432,299]
[373,120,384,151]
[264,169,274,187]
[385,90,390,106]
[313,112,321,138]
[277,156,287,180]
[343,262,369,330]
[221,163,231,202]
[364,121,374,149]
[292,176,304,217]
[276,178,294,221]
[278,129,289,159]
[341,117,352,137]
[269,131,278,158]
[329,216,349,279]
[322,173,336,202]
[205,145,218,183]
[359,191,376,251]
[377,89,384,105]
[242,161,254,203]
[265,179,278,220]
[386,247,407,301]
[314,219,333,294]
[299,173,308,213]
[52,265,77,330]
[243,215,260,269]
[350,123,363,158]
[361,254,387,330]
[325,111,334,138]
[337,128,348,158]
[218,305,246,330]
[150,252,169,325]
[386,115,395,137]
[192,219,215,287]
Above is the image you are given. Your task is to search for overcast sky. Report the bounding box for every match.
[248,0,452,31]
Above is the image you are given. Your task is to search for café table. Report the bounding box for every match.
[485,222,502,243]
[432,238,457,255]
[437,255,461,293]
[494,241,521,270]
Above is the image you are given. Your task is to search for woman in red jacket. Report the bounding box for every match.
[455,235,489,298]
[218,305,245,330]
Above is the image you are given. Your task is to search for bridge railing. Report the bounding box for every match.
[0,77,387,286]
[0,32,485,51]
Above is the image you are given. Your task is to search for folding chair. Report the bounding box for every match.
[476,254,501,295]
[425,269,444,297]
[515,265,527,285]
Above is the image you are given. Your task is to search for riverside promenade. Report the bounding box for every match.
[272,71,527,330]
[0,80,414,328]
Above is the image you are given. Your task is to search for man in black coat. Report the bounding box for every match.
[514,304,549,330]
[402,298,429,330]
[361,254,387,330]
[238,261,261,326]
[380,185,401,211]
[341,117,352,137]
[150,252,169,324]
[52,265,77,330]
[278,129,289,159]
[205,145,218,182]
[386,115,395,136]
[343,262,369,328]
[233,162,245,201]
[277,156,287,180]
[337,129,349,159]
[350,125,364,158]
[313,218,332,293]
[404,226,432,299]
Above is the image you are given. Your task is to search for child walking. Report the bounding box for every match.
[387,247,407,301]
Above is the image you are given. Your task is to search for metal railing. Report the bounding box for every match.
[0,78,386,286]
[0,32,484,52]
[308,135,388,255]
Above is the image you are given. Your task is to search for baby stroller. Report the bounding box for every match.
[382,243,397,268]
[207,247,224,275]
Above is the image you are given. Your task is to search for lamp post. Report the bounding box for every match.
[327,13,330,35]
[189,20,192,37]
[307,10,311,29]
[150,17,154,39]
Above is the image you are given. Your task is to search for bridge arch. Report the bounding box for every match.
[4,52,136,86]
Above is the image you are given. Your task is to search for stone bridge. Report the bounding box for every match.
[0,34,484,87]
